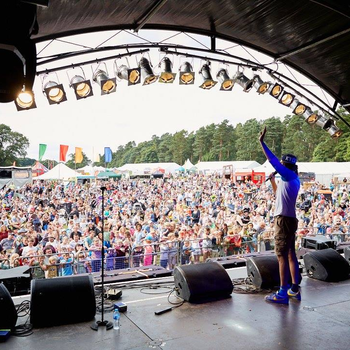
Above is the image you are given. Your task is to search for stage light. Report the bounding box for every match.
[253,75,271,94]
[43,81,67,105]
[15,89,36,111]
[115,64,141,85]
[70,75,93,99]
[139,57,158,85]
[234,72,254,92]
[179,62,195,85]
[216,69,234,91]
[290,99,308,115]
[279,91,295,106]
[159,57,176,83]
[303,109,319,124]
[327,122,343,138]
[199,63,217,90]
[92,67,116,95]
[268,83,283,99]
[315,114,332,130]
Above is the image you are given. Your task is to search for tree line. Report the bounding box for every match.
[0,108,349,168]
[94,108,350,167]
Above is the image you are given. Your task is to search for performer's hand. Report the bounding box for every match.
[259,126,267,143]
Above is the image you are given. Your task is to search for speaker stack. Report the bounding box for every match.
[173,262,233,303]
[30,275,96,327]
[303,248,350,282]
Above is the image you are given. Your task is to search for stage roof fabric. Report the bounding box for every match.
[33,1,350,112]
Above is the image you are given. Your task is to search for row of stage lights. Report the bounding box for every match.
[15,55,342,138]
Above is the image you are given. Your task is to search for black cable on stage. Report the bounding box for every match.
[167,288,184,308]
[12,300,33,337]
[231,277,272,294]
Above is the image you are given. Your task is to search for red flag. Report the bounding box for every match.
[59,145,69,162]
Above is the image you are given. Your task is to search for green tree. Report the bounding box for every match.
[66,152,91,169]
[235,119,262,161]
[170,130,188,165]
[211,119,234,161]
[0,124,29,165]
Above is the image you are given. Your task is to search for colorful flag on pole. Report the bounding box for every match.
[94,153,100,163]
[59,145,69,162]
[75,147,83,164]
[39,144,47,161]
[104,147,112,163]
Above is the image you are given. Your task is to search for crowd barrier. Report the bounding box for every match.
[0,238,275,279]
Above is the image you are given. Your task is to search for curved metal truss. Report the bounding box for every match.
[34,29,349,129]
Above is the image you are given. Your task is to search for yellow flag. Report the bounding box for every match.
[75,147,83,164]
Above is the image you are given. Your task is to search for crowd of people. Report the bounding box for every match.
[0,173,349,279]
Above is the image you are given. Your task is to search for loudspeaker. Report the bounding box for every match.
[344,246,350,264]
[302,235,337,250]
[206,256,246,269]
[0,283,18,330]
[246,254,302,289]
[30,275,96,327]
[173,262,233,303]
[304,248,350,282]
[246,255,280,289]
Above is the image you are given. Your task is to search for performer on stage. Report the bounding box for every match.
[259,126,301,304]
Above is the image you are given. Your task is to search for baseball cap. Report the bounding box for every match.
[281,154,297,164]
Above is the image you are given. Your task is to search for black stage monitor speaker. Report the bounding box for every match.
[246,255,280,289]
[30,275,96,327]
[246,254,302,289]
[173,262,233,303]
[0,282,18,330]
[344,246,350,264]
[304,248,350,282]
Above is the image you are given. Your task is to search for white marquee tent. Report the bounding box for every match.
[253,160,350,185]
[195,161,261,174]
[37,163,80,180]
[117,162,181,175]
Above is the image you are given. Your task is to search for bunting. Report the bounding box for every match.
[59,145,69,162]
[75,147,83,164]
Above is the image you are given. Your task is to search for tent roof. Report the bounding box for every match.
[183,159,194,170]
[253,160,350,175]
[195,161,260,171]
[32,1,350,112]
[118,162,180,173]
[37,163,79,180]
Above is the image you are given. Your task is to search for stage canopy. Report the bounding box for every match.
[32,1,350,113]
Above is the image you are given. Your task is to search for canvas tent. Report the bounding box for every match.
[117,163,180,175]
[37,163,79,180]
[183,159,194,170]
[253,161,350,186]
[195,161,261,174]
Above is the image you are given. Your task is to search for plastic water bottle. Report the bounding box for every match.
[113,308,120,331]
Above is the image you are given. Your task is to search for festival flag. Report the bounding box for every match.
[104,147,112,163]
[59,145,69,162]
[75,147,83,164]
[94,153,100,163]
[39,144,47,161]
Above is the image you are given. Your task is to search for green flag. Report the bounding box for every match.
[39,144,47,161]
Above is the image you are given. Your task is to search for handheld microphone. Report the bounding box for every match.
[265,171,277,182]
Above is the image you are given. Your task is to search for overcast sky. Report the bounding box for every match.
[0,30,327,164]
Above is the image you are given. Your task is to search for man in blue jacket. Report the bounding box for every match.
[259,126,301,304]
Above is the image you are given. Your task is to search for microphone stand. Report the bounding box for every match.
[91,186,113,331]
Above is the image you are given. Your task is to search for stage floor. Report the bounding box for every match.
[3,267,350,350]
